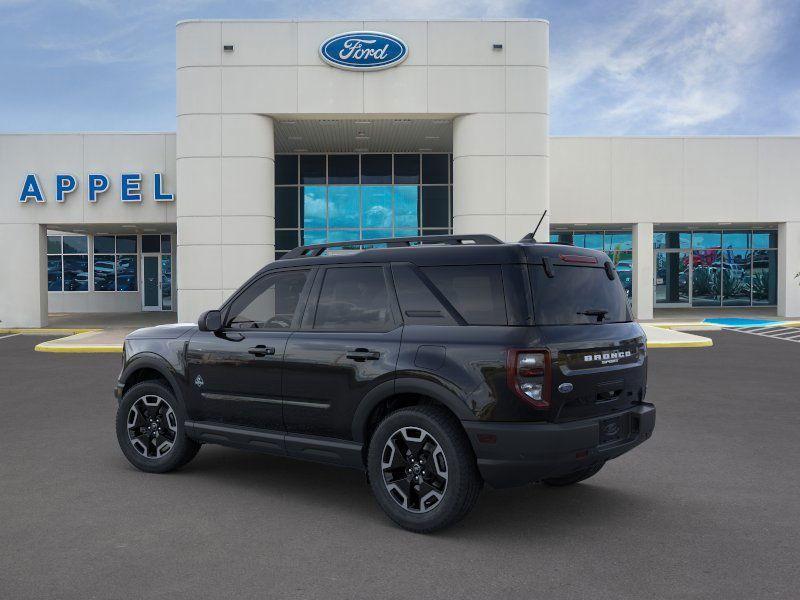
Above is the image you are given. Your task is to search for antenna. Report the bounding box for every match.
[519,210,548,243]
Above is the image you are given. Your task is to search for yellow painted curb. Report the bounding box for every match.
[0,328,100,335]
[646,339,713,348]
[34,343,122,353]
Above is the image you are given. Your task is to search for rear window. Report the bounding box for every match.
[421,265,507,325]
[530,265,632,325]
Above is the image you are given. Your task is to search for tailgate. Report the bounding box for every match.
[539,322,647,422]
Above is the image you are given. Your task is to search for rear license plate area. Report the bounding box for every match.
[599,415,627,445]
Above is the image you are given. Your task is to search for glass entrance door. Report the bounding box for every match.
[654,251,690,307]
[142,255,161,311]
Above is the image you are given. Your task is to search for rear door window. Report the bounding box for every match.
[421,265,507,325]
[313,266,394,331]
[530,265,632,325]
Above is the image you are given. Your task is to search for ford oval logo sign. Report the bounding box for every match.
[319,31,408,71]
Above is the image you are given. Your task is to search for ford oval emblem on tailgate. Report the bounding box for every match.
[558,382,574,393]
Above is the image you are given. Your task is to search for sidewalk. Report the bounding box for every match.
[0,312,177,353]
[2,312,715,353]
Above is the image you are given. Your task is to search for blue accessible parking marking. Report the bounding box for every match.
[703,317,783,327]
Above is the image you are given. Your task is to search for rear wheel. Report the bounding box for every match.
[542,461,605,487]
[367,406,482,533]
[116,380,200,473]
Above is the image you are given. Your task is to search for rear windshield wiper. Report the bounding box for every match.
[577,309,608,323]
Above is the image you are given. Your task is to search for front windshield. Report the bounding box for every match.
[530,264,632,325]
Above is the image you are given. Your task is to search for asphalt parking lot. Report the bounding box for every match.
[1,331,799,599]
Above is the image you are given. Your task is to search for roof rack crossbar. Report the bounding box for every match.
[279,234,503,260]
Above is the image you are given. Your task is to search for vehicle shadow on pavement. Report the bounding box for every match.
[123,443,655,537]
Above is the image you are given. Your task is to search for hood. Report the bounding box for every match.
[126,323,197,340]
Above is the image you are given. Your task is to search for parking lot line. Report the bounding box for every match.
[0,333,21,341]
[725,326,800,343]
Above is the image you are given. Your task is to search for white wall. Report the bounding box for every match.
[550,136,800,318]
[176,19,550,321]
[0,133,176,326]
[550,137,800,224]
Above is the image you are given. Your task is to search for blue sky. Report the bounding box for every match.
[1,0,798,135]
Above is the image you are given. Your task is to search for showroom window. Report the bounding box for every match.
[654,229,777,307]
[47,235,89,292]
[550,230,633,298]
[93,235,138,292]
[274,153,453,258]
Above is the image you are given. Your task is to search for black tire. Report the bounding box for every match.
[542,461,605,487]
[367,405,482,533]
[116,380,200,474]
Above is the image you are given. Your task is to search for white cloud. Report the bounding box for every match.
[551,0,790,133]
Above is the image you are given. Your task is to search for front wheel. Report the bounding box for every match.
[116,380,200,473]
[367,406,482,533]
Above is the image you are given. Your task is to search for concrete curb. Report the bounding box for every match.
[0,328,100,335]
[34,342,122,353]
[646,338,714,348]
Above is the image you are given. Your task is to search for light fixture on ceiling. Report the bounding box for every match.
[293,148,308,153]
[432,119,451,125]
[121,225,137,229]
[354,147,368,153]
[419,147,433,152]
[355,120,372,125]
[718,222,732,225]
[288,136,302,140]
[425,136,440,140]
[320,119,338,125]
[280,120,297,125]
[393,119,412,125]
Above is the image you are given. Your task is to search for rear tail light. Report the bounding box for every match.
[507,349,551,408]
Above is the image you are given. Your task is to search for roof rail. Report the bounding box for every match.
[279,233,503,260]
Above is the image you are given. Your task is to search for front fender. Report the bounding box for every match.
[116,351,186,406]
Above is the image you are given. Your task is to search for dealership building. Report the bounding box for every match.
[1,18,799,328]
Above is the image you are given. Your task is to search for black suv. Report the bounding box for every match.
[115,234,654,532]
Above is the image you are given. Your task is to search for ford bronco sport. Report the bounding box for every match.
[115,234,655,533]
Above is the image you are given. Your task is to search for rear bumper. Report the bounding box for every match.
[463,403,655,488]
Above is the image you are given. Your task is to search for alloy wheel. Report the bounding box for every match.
[381,426,448,513]
[127,395,178,459]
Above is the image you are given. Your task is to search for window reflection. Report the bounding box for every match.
[47,256,62,291]
[394,186,419,228]
[655,251,690,305]
[362,186,392,228]
[275,153,453,257]
[63,255,89,291]
[753,249,777,305]
[328,186,359,228]
[94,255,116,291]
[692,250,721,306]
[722,249,751,306]
[302,186,326,229]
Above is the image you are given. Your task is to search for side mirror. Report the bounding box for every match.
[198,309,223,332]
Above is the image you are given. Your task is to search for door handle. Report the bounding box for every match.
[248,345,276,357]
[346,348,381,361]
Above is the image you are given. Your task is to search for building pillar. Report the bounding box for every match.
[0,224,47,327]
[632,222,654,320]
[177,114,275,322]
[778,221,800,318]
[452,113,549,242]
